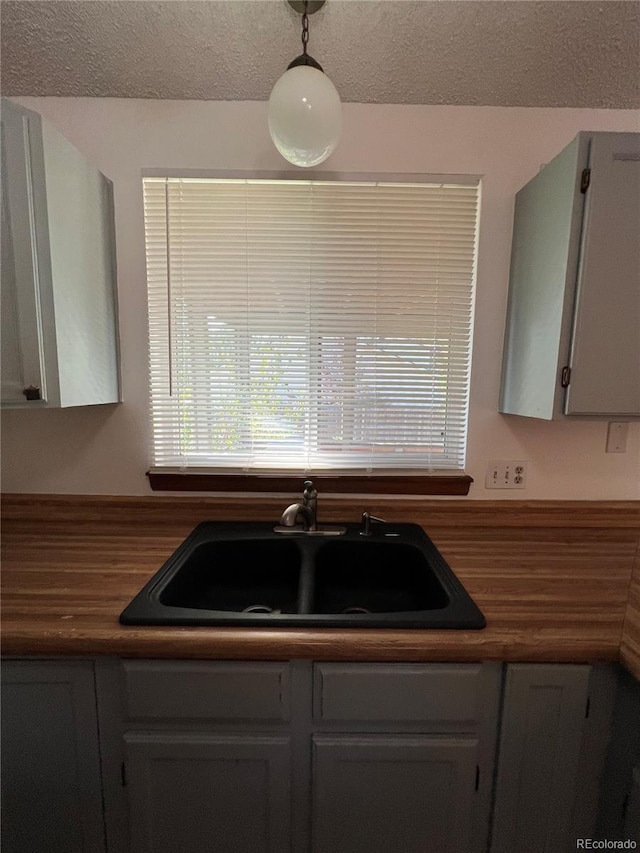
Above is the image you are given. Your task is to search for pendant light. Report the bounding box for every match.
[268,0,342,168]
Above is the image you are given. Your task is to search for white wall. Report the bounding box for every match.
[2,97,639,499]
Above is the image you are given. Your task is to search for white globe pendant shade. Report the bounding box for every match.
[268,65,342,168]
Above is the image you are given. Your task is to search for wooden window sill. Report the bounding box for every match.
[147,471,473,496]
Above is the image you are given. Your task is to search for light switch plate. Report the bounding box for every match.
[606,422,629,453]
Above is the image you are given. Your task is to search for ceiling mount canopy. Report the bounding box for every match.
[288,1,325,15]
[268,0,342,168]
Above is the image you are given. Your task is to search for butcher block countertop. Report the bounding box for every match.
[2,495,639,677]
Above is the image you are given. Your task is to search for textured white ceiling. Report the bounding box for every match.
[1,0,639,108]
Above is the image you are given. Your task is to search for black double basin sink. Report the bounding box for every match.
[119,522,486,629]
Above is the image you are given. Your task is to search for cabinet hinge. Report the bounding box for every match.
[580,168,591,193]
[475,765,480,792]
[121,761,127,787]
[561,366,571,388]
[585,696,591,719]
[22,385,41,401]
[622,793,629,821]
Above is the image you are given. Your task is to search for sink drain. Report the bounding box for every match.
[341,606,372,615]
[242,604,274,614]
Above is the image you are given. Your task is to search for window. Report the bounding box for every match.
[143,177,479,484]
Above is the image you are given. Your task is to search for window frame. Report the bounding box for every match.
[143,170,481,496]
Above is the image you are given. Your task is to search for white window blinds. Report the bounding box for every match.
[143,177,479,473]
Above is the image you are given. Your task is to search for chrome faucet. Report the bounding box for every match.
[279,480,318,531]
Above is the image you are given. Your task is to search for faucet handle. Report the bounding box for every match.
[360,512,386,536]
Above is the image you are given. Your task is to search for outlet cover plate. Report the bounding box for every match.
[485,459,528,489]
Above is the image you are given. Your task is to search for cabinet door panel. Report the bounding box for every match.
[40,120,119,407]
[624,767,640,842]
[1,661,105,853]
[566,133,640,415]
[313,662,484,728]
[490,664,590,853]
[0,97,120,409]
[0,100,51,404]
[312,734,478,853]
[499,134,587,419]
[122,660,290,722]
[125,733,291,853]
[1,169,26,401]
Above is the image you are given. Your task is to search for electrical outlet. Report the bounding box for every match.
[485,460,528,489]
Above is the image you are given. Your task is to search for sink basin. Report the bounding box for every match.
[119,522,485,629]
[159,538,301,614]
[312,540,450,615]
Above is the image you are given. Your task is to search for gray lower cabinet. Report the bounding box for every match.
[1,660,106,853]
[310,662,501,853]
[312,734,478,853]
[490,663,605,853]
[116,660,294,853]
[124,733,291,853]
[2,658,623,853]
[625,767,640,841]
[596,668,640,843]
[115,660,501,853]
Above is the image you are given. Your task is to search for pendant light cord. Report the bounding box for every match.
[286,0,323,72]
[301,1,309,56]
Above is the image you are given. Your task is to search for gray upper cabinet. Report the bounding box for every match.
[500,131,640,419]
[0,98,120,408]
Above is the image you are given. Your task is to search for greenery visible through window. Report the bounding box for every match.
[143,177,479,474]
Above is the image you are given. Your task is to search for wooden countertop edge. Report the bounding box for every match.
[0,627,624,665]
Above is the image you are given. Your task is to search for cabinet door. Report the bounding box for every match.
[39,116,120,407]
[499,134,588,419]
[624,767,640,842]
[490,664,590,853]
[1,661,106,853]
[312,734,479,853]
[124,733,291,853]
[500,130,640,419]
[1,166,30,402]
[0,99,53,405]
[565,132,640,416]
[0,97,120,409]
